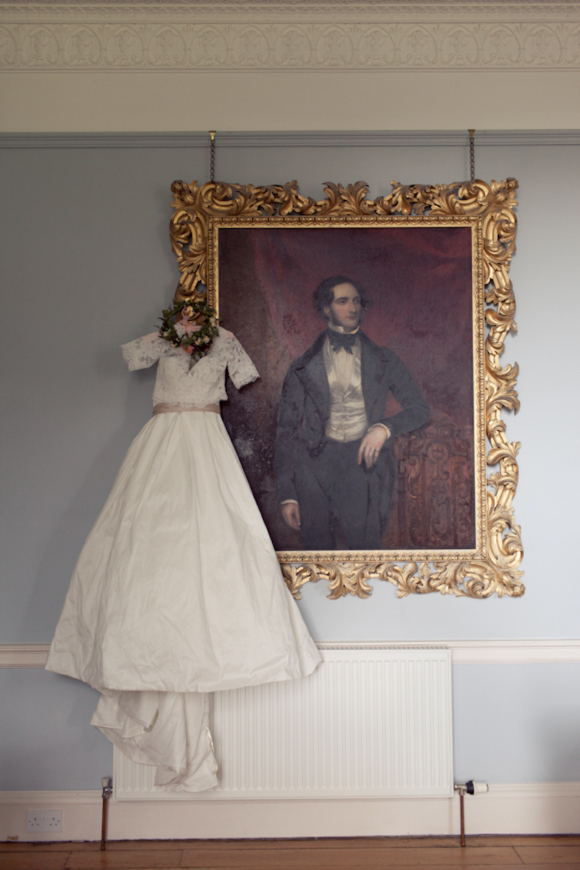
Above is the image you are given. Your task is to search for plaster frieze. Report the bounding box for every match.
[0,18,579,70]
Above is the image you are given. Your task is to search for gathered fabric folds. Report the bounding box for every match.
[47,350,321,791]
[91,690,218,792]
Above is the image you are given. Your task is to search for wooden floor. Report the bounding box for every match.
[2,837,580,870]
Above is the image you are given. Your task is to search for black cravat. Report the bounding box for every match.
[327,330,358,354]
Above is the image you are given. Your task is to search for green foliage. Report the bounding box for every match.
[158,297,219,361]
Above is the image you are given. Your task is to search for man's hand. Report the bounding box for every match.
[281,502,301,530]
[358,425,390,468]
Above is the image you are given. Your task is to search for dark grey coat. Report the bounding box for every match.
[274,330,430,505]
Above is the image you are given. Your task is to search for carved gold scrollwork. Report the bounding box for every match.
[170,178,523,599]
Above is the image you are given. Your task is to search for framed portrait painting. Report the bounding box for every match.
[170,180,523,600]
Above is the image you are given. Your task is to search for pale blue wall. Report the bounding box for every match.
[1,134,579,789]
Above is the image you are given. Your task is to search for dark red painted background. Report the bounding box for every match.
[218,225,474,551]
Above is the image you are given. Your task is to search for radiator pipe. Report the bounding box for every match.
[454,781,488,846]
[100,776,113,851]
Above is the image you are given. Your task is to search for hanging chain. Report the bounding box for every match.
[468,129,475,182]
[209,130,216,183]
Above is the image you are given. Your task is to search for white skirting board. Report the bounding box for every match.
[2,784,580,841]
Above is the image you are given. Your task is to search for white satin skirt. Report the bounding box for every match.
[46,411,320,791]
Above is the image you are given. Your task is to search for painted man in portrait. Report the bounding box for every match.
[274,276,430,550]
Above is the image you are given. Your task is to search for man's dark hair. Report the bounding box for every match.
[313,276,369,318]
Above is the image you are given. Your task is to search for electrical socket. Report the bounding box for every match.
[26,810,62,833]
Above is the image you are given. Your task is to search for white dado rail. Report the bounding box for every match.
[2,639,580,667]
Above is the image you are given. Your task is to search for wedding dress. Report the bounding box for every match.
[46,328,320,791]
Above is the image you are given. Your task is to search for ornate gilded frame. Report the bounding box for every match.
[169,179,523,600]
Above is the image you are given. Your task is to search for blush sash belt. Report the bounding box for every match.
[153,403,220,415]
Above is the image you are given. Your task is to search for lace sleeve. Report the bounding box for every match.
[121,333,165,371]
[224,332,259,389]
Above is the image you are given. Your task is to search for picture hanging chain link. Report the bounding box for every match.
[209,131,216,183]
[468,129,475,182]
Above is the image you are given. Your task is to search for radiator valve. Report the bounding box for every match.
[456,780,488,796]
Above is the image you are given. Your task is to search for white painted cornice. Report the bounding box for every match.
[2,2,580,22]
[0,0,579,71]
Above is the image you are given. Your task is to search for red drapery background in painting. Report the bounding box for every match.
[218,225,475,551]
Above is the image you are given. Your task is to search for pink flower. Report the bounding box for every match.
[177,315,202,337]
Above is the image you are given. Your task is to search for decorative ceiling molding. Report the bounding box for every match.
[1,18,579,71]
[2,2,580,22]
[1,0,578,71]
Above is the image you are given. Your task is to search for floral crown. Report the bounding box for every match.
[158,297,219,361]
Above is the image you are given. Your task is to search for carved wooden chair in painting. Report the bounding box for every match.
[385,417,475,551]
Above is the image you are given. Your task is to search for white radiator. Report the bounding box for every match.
[114,645,453,801]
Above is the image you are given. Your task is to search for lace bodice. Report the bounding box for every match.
[121,327,259,407]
